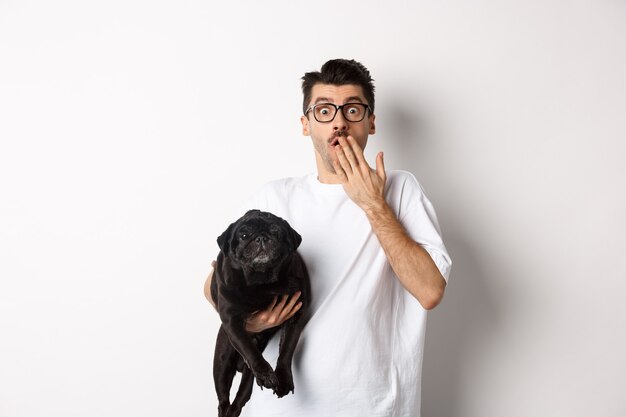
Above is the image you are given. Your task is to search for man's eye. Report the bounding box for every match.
[315,104,334,114]
[346,106,359,114]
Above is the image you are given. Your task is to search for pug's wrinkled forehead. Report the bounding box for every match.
[238,210,276,229]
[236,215,279,237]
[218,210,302,255]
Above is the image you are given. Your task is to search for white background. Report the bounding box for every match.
[1,1,625,416]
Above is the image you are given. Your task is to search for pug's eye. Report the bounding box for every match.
[239,233,248,240]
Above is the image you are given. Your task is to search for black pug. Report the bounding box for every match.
[211,209,311,417]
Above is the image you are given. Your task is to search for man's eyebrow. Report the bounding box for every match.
[313,97,333,104]
[313,96,365,104]
[344,96,364,103]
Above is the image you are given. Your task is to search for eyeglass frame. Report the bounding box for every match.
[304,102,372,123]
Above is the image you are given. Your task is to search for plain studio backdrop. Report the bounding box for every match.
[1,1,625,416]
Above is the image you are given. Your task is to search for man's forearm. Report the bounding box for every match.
[204,267,217,309]
[329,136,446,309]
[364,200,446,310]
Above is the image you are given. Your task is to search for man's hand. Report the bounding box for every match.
[204,261,303,332]
[245,292,302,333]
[203,261,218,309]
[332,135,387,213]
[330,135,446,310]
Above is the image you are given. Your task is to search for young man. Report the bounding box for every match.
[205,59,451,417]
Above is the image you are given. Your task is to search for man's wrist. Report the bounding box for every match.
[362,197,391,220]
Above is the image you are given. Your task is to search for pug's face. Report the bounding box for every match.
[218,210,302,284]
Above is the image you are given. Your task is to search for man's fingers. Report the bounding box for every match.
[277,294,289,308]
[333,158,348,182]
[280,292,303,321]
[334,143,353,175]
[245,292,304,333]
[285,291,301,307]
[280,292,302,318]
[376,151,386,182]
[346,135,374,177]
[272,292,302,321]
[338,136,359,168]
[346,135,367,164]
[268,295,289,321]
[284,301,303,320]
[266,296,278,312]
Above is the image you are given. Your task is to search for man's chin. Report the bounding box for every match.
[322,157,337,175]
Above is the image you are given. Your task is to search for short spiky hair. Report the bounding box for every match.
[301,59,375,115]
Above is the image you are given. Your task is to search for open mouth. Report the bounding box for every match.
[329,132,346,147]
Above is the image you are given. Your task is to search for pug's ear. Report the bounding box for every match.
[282,219,302,250]
[217,222,236,254]
[290,228,302,250]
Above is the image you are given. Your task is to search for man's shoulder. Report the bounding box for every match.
[255,173,311,193]
[243,174,312,210]
[387,169,418,183]
[384,170,435,219]
[386,169,424,193]
[237,174,311,219]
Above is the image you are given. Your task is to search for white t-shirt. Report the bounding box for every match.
[238,170,451,417]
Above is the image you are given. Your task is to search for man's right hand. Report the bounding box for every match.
[244,292,302,333]
[204,261,303,333]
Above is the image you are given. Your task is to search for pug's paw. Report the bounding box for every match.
[273,365,295,398]
[253,362,279,390]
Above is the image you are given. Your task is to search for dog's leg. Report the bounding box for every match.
[214,326,238,417]
[225,333,272,417]
[224,366,253,417]
[273,319,304,398]
[221,317,279,391]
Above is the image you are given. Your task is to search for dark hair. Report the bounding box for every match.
[301,59,375,115]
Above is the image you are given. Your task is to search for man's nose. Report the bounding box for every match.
[332,109,349,131]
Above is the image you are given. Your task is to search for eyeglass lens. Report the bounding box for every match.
[314,103,367,122]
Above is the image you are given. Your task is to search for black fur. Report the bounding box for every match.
[211,210,310,417]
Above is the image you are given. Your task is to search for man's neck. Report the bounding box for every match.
[314,156,342,184]
[316,171,342,184]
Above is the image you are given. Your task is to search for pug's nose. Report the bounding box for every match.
[255,236,269,244]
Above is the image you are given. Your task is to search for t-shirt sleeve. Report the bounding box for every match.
[396,172,452,281]
[235,180,286,219]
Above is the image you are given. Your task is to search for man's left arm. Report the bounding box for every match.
[333,135,446,310]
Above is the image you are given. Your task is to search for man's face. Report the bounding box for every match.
[300,83,376,181]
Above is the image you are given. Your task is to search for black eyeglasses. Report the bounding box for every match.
[305,102,371,123]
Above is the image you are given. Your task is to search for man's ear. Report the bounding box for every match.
[369,113,376,135]
[301,115,310,136]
